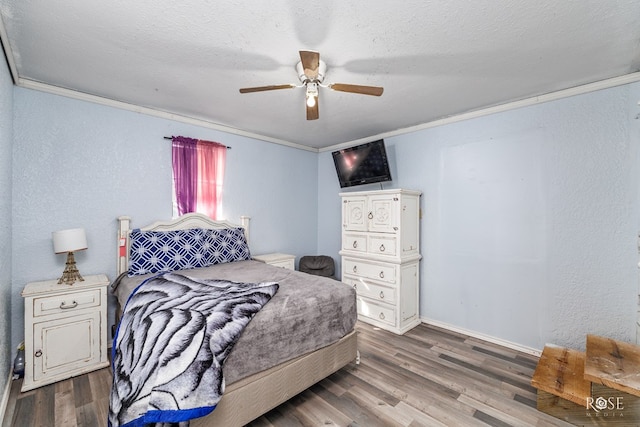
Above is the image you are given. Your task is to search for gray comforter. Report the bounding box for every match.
[112,260,357,384]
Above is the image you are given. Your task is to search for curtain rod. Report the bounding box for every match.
[163,136,231,149]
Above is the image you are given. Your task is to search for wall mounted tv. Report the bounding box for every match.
[332,139,392,188]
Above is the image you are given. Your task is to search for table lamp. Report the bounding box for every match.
[52,228,87,285]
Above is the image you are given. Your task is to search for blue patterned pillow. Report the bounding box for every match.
[128,227,251,276]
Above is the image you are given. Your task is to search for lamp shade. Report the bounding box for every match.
[52,228,88,254]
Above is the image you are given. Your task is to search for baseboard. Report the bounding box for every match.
[421,317,542,357]
[0,372,12,426]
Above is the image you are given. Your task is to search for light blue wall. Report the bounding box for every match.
[10,88,318,350]
[318,83,640,352]
[6,74,640,361]
[0,51,14,400]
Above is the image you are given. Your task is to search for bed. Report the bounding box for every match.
[109,213,358,427]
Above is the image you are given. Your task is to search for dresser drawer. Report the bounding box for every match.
[343,258,396,284]
[342,233,398,257]
[367,235,398,257]
[343,276,396,304]
[342,233,367,253]
[357,297,395,326]
[32,289,101,317]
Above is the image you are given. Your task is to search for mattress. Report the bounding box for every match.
[112,259,357,384]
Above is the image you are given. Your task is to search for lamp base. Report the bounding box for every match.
[57,251,85,285]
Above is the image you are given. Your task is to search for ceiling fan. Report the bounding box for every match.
[239,50,384,120]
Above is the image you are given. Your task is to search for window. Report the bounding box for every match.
[172,136,226,219]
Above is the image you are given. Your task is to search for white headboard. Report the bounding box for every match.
[117,213,250,276]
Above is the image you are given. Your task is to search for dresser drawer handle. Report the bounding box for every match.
[379,312,385,320]
[60,301,78,310]
[353,265,358,273]
[379,291,385,299]
[353,284,357,290]
[379,271,385,279]
[35,350,42,358]
[368,212,373,219]
[379,244,385,252]
[352,240,358,249]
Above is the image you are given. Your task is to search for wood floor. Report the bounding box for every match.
[2,322,573,427]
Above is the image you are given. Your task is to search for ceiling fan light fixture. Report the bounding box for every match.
[306,94,316,108]
[306,83,318,107]
[239,50,383,120]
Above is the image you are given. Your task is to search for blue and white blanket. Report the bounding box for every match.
[108,272,278,427]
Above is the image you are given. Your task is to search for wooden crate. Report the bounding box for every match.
[585,334,640,398]
[531,344,591,407]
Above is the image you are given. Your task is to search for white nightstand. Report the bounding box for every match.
[252,253,296,270]
[21,274,110,391]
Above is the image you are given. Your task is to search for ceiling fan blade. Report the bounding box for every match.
[306,98,319,120]
[329,83,384,96]
[239,84,296,94]
[299,50,320,79]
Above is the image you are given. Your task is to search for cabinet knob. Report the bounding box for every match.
[352,241,358,249]
[60,300,78,310]
[35,350,42,358]
[353,284,357,290]
[379,291,385,299]
[379,312,385,320]
[379,244,385,252]
[379,271,385,279]
[368,212,373,219]
[352,265,358,273]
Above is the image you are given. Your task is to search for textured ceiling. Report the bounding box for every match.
[1,1,640,150]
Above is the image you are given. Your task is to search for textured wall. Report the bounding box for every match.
[11,88,319,351]
[0,56,14,398]
[9,71,640,364]
[318,82,640,351]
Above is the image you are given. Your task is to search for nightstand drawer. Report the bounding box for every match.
[253,253,296,270]
[33,289,101,317]
[269,259,295,270]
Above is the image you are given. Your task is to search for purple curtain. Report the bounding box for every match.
[172,136,198,215]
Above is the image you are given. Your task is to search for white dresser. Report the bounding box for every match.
[21,274,110,391]
[340,189,422,334]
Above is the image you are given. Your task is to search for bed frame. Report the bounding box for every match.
[115,213,358,426]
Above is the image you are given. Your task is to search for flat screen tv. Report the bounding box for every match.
[332,139,392,188]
